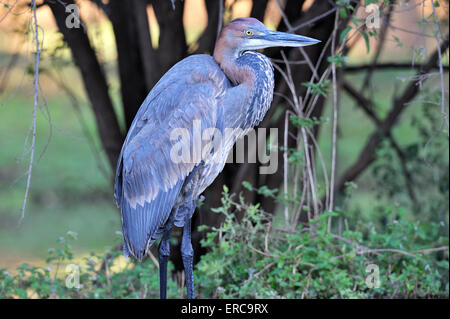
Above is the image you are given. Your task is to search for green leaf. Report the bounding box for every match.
[242,181,253,191]
[393,35,403,48]
[327,54,347,67]
[340,26,352,43]
[339,7,347,19]
[301,80,330,98]
[360,31,370,53]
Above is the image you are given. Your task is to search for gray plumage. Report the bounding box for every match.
[114,17,320,299]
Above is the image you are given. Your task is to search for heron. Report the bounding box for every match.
[114,17,320,299]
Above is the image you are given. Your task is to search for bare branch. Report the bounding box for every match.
[0,0,18,23]
[346,63,449,72]
[361,1,395,92]
[20,1,40,224]
[343,81,420,210]
[336,35,449,194]
[289,7,338,33]
[329,11,339,213]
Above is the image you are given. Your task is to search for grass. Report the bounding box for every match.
[0,94,120,269]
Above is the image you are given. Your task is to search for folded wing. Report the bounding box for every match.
[114,55,229,260]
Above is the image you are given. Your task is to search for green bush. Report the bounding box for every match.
[1,187,448,299]
[0,231,180,299]
[195,187,449,298]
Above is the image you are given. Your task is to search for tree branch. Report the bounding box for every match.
[342,81,419,209]
[336,35,449,195]
[132,0,158,91]
[195,0,220,54]
[153,0,187,73]
[250,0,269,22]
[345,63,449,72]
[89,0,111,19]
[361,1,394,91]
[20,1,40,223]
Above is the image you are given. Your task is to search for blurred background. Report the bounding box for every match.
[0,0,448,298]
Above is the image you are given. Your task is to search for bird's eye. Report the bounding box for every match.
[245,30,253,36]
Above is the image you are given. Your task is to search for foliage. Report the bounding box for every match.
[0,188,448,299]
[0,231,180,299]
[369,90,449,223]
[195,187,449,299]
[301,80,330,98]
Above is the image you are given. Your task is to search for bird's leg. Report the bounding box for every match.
[158,228,172,299]
[181,212,195,299]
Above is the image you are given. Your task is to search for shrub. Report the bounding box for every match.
[195,187,449,298]
[1,188,448,299]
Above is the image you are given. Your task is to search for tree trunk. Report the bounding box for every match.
[152,0,187,74]
[109,0,149,129]
[47,0,123,169]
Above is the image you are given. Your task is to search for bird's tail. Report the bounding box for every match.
[120,180,183,261]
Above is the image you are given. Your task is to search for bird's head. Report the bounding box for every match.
[214,17,321,62]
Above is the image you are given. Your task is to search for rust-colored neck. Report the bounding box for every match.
[213,34,253,86]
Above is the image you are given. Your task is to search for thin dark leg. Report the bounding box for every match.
[181,216,195,299]
[158,228,172,299]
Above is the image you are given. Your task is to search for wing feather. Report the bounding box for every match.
[114,55,229,259]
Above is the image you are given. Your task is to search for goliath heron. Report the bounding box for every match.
[114,17,320,299]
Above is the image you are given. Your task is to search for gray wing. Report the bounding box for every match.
[114,55,229,260]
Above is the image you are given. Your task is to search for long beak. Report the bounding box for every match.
[265,30,321,47]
